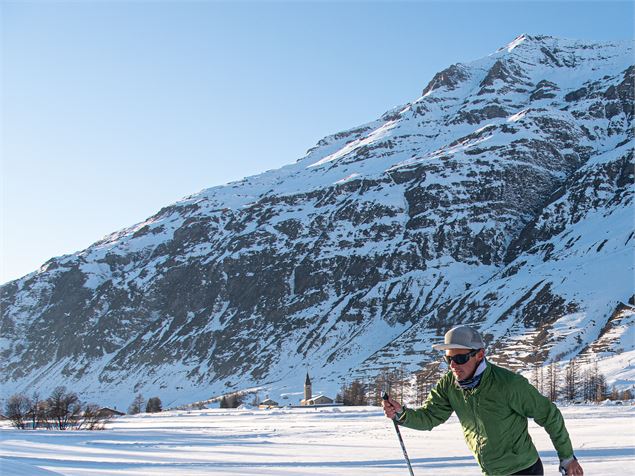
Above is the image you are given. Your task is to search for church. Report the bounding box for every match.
[299,372,334,406]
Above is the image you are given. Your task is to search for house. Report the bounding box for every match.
[258,398,279,409]
[96,407,125,418]
[303,395,334,406]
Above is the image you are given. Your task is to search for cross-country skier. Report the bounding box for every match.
[382,325,584,475]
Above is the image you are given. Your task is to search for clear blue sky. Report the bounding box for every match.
[1,1,633,284]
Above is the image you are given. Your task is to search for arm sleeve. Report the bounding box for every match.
[396,375,454,431]
[509,377,574,460]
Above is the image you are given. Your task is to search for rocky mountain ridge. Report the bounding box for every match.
[1,34,633,407]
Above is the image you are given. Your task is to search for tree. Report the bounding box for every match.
[546,362,558,402]
[6,394,32,429]
[364,377,376,406]
[371,369,391,405]
[335,390,343,404]
[226,393,244,408]
[350,380,367,405]
[581,366,592,401]
[29,392,46,430]
[78,403,110,430]
[251,393,261,407]
[47,386,81,430]
[415,362,443,406]
[564,359,579,401]
[146,397,162,413]
[581,361,607,402]
[595,373,608,402]
[338,380,367,406]
[219,393,243,408]
[128,394,145,415]
[372,367,408,404]
[531,361,544,396]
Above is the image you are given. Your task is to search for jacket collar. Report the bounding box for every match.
[456,358,490,391]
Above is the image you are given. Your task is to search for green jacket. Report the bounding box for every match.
[397,362,574,475]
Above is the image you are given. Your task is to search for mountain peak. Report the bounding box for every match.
[503,33,530,52]
[420,34,633,98]
[499,33,556,52]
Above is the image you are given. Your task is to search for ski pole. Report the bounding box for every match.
[383,392,415,476]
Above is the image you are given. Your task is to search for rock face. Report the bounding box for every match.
[1,35,633,407]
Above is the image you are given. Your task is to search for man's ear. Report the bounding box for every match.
[477,349,485,361]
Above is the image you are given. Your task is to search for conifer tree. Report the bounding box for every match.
[128,394,145,415]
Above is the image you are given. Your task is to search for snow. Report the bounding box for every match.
[504,34,528,52]
[0,458,61,475]
[507,109,528,122]
[600,348,635,388]
[334,173,361,185]
[0,405,633,475]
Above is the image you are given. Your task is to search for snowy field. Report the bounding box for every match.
[1,404,633,476]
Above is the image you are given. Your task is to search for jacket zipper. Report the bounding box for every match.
[468,390,489,474]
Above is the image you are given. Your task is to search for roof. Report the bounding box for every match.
[311,395,333,401]
[97,407,125,416]
[301,395,334,404]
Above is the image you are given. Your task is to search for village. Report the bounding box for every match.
[257,373,338,409]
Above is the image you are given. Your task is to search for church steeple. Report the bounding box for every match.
[304,372,312,401]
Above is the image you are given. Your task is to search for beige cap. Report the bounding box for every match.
[432,325,485,351]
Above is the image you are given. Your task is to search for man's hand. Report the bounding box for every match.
[382,395,403,420]
[564,459,583,475]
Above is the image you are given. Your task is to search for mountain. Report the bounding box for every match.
[1,34,633,408]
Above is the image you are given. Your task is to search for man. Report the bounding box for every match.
[382,325,584,475]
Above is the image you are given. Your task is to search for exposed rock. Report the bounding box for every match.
[1,35,633,406]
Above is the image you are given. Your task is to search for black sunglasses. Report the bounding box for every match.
[444,349,479,365]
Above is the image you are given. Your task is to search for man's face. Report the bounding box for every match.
[446,348,484,381]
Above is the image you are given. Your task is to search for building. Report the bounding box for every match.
[303,395,334,406]
[258,398,279,409]
[96,407,125,418]
[300,372,312,406]
[300,372,334,406]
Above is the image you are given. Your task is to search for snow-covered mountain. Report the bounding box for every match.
[1,34,633,408]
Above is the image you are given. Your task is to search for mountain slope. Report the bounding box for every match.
[1,35,633,407]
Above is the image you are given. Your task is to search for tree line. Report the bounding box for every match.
[531,359,632,403]
[337,359,632,406]
[5,388,165,430]
[336,363,446,406]
[5,386,109,430]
